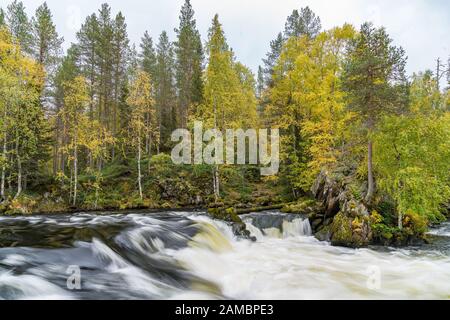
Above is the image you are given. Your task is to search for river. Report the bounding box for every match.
[0,210,449,299]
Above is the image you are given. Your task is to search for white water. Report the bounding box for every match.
[172,215,450,300]
[1,212,450,299]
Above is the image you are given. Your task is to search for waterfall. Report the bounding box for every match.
[241,212,312,240]
[1,211,450,299]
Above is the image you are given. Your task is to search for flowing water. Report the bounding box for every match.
[0,210,449,300]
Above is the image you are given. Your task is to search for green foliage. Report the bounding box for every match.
[6,0,32,54]
[266,25,356,193]
[31,2,63,70]
[374,113,450,225]
[284,7,321,39]
[174,0,204,128]
[0,8,6,26]
[343,22,408,127]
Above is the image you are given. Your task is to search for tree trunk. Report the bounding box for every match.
[147,135,152,173]
[365,140,374,203]
[1,136,6,201]
[15,143,22,199]
[398,212,403,230]
[73,135,78,207]
[213,165,220,201]
[137,136,143,200]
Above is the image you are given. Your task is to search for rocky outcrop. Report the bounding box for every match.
[311,170,372,248]
[207,206,256,241]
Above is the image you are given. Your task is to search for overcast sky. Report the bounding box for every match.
[1,0,449,78]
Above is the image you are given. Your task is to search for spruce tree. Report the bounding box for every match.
[111,11,129,159]
[31,2,63,108]
[6,0,32,54]
[284,7,321,39]
[31,2,63,68]
[76,14,99,120]
[139,31,157,80]
[174,0,204,128]
[155,31,176,151]
[262,32,283,87]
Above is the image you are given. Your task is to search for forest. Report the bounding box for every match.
[0,0,449,247]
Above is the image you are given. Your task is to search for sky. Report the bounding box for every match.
[1,0,449,79]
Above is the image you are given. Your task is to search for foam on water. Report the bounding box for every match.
[1,211,450,299]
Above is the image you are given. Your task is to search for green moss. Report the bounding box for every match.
[281,198,318,214]
[330,211,372,248]
[207,207,242,223]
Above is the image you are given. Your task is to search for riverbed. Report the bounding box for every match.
[0,211,449,299]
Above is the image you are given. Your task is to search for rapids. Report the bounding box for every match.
[0,211,449,299]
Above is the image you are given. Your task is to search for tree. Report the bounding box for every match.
[0,28,46,199]
[126,71,156,200]
[30,2,63,107]
[74,5,130,167]
[31,2,63,69]
[111,11,129,159]
[76,13,98,120]
[409,71,444,114]
[139,30,157,80]
[342,22,408,203]
[266,25,356,194]
[155,31,176,151]
[256,65,264,99]
[374,113,450,228]
[372,69,450,228]
[174,0,204,128]
[262,32,284,87]
[60,76,90,206]
[197,14,258,200]
[53,45,79,174]
[284,7,321,39]
[0,8,5,26]
[263,7,321,88]
[6,0,32,54]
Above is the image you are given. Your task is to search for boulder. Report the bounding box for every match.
[311,169,372,247]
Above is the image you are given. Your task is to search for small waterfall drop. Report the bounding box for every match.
[242,212,312,239]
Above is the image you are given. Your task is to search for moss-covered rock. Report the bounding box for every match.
[330,211,372,248]
[207,206,255,241]
[207,207,241,223]
[281,198,321,215]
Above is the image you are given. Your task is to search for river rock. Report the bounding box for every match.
[311,169,372,248]
[207,207,255,241]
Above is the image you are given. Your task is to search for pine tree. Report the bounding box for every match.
[30,2,63,107]
[31,2,63,69]
[155,31,176,151]
[76,14,98,121]
[111,11,129,159]
[284,7,321,39]
[262,32,283,87]
[53,45,80,174]
[96,3,114,136]
[6,0,32,54]
[139,31,157,80]
[343,22,409,203]
[174,0,204,128]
